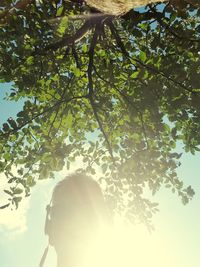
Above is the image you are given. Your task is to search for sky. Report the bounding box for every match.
[0,81,200,267]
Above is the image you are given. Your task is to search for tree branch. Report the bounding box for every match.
[44,19,93,52]
[107,19,129,58]
[1,95,87,138]
[0,0,33,24]
[135,58,196,94]
[122,10,157,24]
[47,75,74,138]
[87,24,115,163]
[93,66,150,149]
[106,12,198,95]
[72,45,80,68]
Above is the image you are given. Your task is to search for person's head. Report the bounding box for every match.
[46,172,110,256]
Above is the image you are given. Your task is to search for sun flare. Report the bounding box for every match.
[80,223,177,267]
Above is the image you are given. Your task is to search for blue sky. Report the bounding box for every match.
[0,83,200,267]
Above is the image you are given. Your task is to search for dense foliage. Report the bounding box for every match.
[0,0,199,227]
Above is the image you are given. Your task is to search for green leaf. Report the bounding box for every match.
[82,44,87,53]
[56,16,68,37]
[66,112,73,128]
[73,67,81,77]
[14,188,23,194]
[13,197,22,208]
[56,6,64,16]
[8,118,18,129]
[39,167,49,179]
[2,123,10,132]
[102,163,107,174]
[26,176,36,187]
[4,189,13,196]
[4,153,11,161]
[130,71,139,79]
[139,51,147,62]
[26,56,34,65]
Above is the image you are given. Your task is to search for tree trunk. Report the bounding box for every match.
[85,0,166,15]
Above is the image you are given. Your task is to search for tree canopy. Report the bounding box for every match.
[0,0,199,227]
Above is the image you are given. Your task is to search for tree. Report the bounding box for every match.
[0,0,199,228]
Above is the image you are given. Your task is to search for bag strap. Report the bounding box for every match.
[39,244,49,267]
[39,200,52,267]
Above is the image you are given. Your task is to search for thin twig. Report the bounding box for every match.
[72,45,80,68]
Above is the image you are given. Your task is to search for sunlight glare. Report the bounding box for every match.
[82,222,178,267]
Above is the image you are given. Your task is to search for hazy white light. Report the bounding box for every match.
[80,223,178,267]
[0,169,29,237]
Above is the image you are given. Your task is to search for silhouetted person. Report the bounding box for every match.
[40,172,111,267]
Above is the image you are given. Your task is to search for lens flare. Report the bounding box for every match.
[79,223,178,267]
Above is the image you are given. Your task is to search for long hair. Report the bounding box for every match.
[48,173,111,249]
